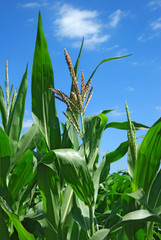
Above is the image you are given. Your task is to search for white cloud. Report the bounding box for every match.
[54,4,109,49]
[156,106,161,111]
[103,45,119,51]
[18,0,48,8]
[23,119,34,128]
[125,86,134,92]
[137,31,160,42]
[116,48,128,56]
[18,2,40,8]
[108,10,127,28]
[138,17,161,42]
[27,18,34,23]
[147,0,161,10]
[150,17,161,30]
[110,109,126,117]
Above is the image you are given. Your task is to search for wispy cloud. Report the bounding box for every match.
[150,17,161,30]
[18,0,48,8]
[138,17,161,42]
[107,9,127,28]
[156,106,161,111]
[147,0,161,10]
[22,119,34,128]
[137,31,160,42]
[125,86,134,92]
[116,48,128,56]
[54,4,110,49]
[103,44,119,51]
[18,2,40,8]
[109,109,127,118]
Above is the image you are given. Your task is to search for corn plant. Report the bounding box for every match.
[0,61,42,239]
[0,10,159,240]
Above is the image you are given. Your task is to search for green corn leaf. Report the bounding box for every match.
[10,123,41,170]
[87,54,132,86]
[72,195,90,236]
[61,185,73,226]
[9,88,17,116]
[5,65,28,157]
[0,207,10,240]
[0,197,35,240]
[0,126,11,158]
[0,87,8,129]
[148,170,161,215]
[105,121,149,130]
[37,163,60,239]
[132,118,161,195]
[0,127,12,204]
[8,150,34,201]
[32,11,61,150]
[54,149,95,206]
[80,113,108,169]
[127,144,140,178]
[91,209,161,240]
[90,229,110,240]
[103,140,129,165]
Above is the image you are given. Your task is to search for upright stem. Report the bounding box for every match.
[89,205,95,236]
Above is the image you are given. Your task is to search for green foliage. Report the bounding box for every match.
[32,11,61,150]
[0,10,160,240]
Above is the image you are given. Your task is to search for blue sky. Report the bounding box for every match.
[0,0,161,172]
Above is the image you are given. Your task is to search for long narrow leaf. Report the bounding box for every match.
[32,11,61,150]
[132,118,161,194]
[0,197,35,240]
[105,121,149,130]
[37,163,60,239]
[148,170,161,214]
[0,207,9,240]
[5,65,28,157]
[0,127,12,204]
[10,123,41,171]
[72,195,90,236]
[0,87,7,129]
[54,149,95,206]
[87,54,132,85]
[8,150,34,201]
[103,140,129,164]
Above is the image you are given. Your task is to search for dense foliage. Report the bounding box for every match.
[0,11,161,240]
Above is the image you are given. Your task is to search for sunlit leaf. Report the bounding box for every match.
[32,11,61,150]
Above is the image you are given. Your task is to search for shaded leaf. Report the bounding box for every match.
[0,207,10,240]
[10,123,41,170]
[0,87,7,129]
[37,163,60,238]
[54,149,95,206]
[0,197,35,240]
[0,127,12,204]
[148,170,161,215]
[72,195,90,236]
[8,150,34,201]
